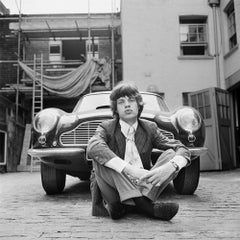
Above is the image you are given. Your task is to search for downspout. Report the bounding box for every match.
[209,0,221,88]
[111,0,115,88]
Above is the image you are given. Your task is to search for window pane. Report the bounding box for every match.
[50,45,60,54]
[180,34,188,43]
[205,106,211,119]
[191,95,197,107]
[226,2,237,49]
[198,107,205,118]
[198,93,203,107]
[203,91,210,105]
[182,46,205,55]
[189,34,197,42]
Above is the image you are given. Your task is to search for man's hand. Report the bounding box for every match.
[123,164,149,180]
[139,162,177,187]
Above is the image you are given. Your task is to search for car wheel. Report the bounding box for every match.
[173,157,200,195]
[41,162,66,195]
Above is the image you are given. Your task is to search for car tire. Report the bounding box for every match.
[41,162,66,195]
[173,157,200,195]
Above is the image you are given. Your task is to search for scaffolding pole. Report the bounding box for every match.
[16,0,22,123]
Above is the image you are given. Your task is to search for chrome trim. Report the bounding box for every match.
[60,119,108,146]
[60,120,174,147]
[189,147,208,157]
[28,148,85,158]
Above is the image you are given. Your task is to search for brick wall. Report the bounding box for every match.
[24,40,49,61]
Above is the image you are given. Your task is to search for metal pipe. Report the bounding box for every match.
[32,54,36,122]
[111,0,115,88]
[16,0,22,123]
[0,15,115,21]
[212,4,221,88]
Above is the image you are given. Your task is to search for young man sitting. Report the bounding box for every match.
[87,82,191,221]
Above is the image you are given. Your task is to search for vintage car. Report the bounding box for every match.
[28,91,207,195]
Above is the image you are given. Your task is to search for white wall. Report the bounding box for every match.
[121,0,220,109]
[220,0,240,80]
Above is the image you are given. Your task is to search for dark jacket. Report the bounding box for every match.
[87,118,191,170]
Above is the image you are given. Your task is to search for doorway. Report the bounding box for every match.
[0,130,7,166]
[230,86,240,167]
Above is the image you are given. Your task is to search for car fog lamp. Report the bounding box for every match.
[38,135,46,145]
[34,109,58,134]
[188,133,196,143]
[177,108,201,133]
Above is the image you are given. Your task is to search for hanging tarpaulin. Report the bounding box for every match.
[19,58,111,98]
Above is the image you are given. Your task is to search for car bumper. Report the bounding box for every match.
[28,148,90,172]
[189,147,208,157]
[28,147,85,158]
[152,147,207,159]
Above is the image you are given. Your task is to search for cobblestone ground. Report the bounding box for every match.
[0,169,240,240]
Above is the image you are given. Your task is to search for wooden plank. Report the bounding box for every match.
[18,124,32,168]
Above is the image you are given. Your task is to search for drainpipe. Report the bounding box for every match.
[111,0,115,88]
[209,0,221,88]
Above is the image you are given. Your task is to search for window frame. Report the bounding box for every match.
[179,16,209,56]
[225,1,237,50]
[49,40,62,61]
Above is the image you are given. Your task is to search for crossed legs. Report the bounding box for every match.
[92,149,179,220]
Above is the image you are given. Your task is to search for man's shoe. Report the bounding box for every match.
[153,202,179,221]
[105,202,126,220]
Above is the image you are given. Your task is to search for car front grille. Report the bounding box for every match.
[60,120,107,146]
[60,119,174,147]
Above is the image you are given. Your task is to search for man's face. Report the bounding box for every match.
[116,96,139,124]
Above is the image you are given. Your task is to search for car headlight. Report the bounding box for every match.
[33,109,59,134]
[176,107,202,133]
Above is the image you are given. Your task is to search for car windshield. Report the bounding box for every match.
[73,92,169,113]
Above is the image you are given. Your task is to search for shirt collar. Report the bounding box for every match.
[119,119,138,137]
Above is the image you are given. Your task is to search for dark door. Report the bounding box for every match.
[0,130,7,165]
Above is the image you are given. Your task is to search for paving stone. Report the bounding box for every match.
[1,169,240,239]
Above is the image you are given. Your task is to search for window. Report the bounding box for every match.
[190,91,211,120]
[62,40,86,60]
[49,39,86,62]
[179,16,208,56]
[49,40,62,61]
[225,1,237,50]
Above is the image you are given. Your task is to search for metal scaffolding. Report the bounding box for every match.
[0,0,121,122]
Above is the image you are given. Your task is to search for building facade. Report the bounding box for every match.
[1,0,239,171]
[0,9,121,171]
[121,0,240,169]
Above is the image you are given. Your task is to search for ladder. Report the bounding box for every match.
[30,54,44,172]
[32,53,43,121]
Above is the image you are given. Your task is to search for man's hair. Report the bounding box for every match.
[110,81,144,118]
